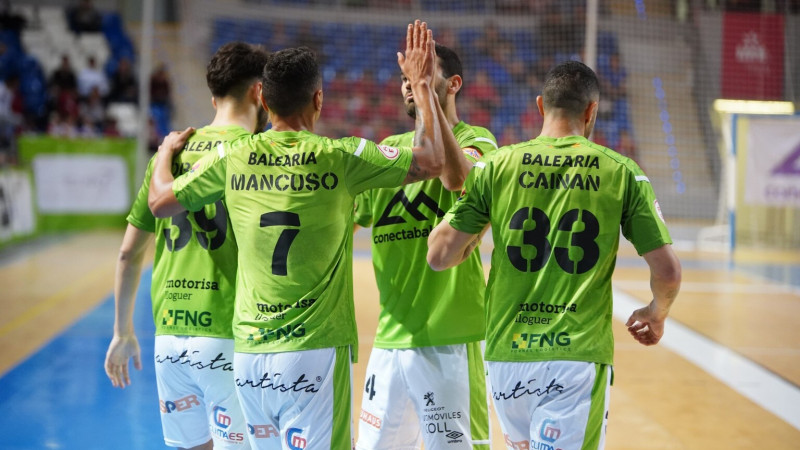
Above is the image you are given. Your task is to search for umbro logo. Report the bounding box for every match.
[446,431,463,440]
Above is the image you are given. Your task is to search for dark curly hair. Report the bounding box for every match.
[541,60,600,117]
[261,47,321,116]
[206,41,270,99]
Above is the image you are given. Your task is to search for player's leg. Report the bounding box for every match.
[488,360,612,450]
[234,346,353,450]
[356,348,421,450]
[186,336,250,449]
[404,343,490,450]
[154,335,214,449]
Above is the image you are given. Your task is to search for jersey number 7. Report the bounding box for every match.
[260,211,301,276]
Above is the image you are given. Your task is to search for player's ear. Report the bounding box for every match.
[313,89,323,112]
[211,96,217,109]
[448,74,462,96]
[536,95,544,116]
[584,100,598,124]
[259,94,269,113]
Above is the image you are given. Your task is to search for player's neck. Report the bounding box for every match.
[269,113,316,133]
[444,101,460,129]
[539,116,585,139]
[210,100,256,133]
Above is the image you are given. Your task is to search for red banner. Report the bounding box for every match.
[721,13,784,100]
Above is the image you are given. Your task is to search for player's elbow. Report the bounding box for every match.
[655,260,682,289]
[148,195,171,218]
[440,173,466,192]
[427,251,449,272]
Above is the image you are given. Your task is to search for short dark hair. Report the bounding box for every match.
[206,41,270,99]
[435,43,463,99]
[435,43,462,80]
[541,60,600,117]
[261,47,321,116]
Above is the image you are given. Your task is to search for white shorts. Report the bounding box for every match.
[356,342,490,450]
[234,346,353,450]
[154,335,249,449]
[487,360,612,450]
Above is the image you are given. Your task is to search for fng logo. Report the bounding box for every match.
[162,309,212,327]
[375,191,445,227]
[286,427,307,450]
[511,332,570,349]
[214,406,231,429]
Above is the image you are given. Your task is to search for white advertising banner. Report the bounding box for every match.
[32,154,130,213]
[745,116,800,207]
[0,170,36,242]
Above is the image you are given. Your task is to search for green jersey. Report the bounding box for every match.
[354,122,498,348]
[445,135,672,365]
[172,129,413,354]
[127,125,250,338]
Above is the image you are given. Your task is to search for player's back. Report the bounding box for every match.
[130,125,250,339]
[473,134,667,363]
[216,129,412,354]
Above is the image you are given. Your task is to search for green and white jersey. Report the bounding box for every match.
[445,135,672,365]
[354,122,497,349]
[172,129,413,354]
[127,125,250,338]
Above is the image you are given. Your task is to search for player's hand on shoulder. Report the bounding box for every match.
[158,126,195,157]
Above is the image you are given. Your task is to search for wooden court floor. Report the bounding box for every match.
[0,229,798,449]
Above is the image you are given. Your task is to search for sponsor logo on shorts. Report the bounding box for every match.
[159,394,200,413]
[493,378,565,401]
[531,418,564,449]
[248,424,279,439]
[504,434,530,450]
[377,145,399,160]
[539,419,561,443]
[359,409,382,429]
[214,406,231,428]
[286,427,307,450]
[446,430,464,442]
[424,391,435,406]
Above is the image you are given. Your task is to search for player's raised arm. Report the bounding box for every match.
[400,20,444,185]
[148,127,194,218]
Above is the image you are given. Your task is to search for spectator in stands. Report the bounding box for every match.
[79,86,106,131]
[108,57,137,104]
[149,63,172,143]
[77,56,109,99]
[0,0,26,35]
[0,76,20,163]
[48,110,78,138]
[149,63,171,108]
[49,55,78,94]
[617,129,637,160]
[67,0,102,34]
[601,52,627,101]
[463,68,500,112]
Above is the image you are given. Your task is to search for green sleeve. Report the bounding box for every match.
[620,163,673,255]
[354,191,373,228]
[342,137,413,195]
[126,155,156,232]
[467,126,499,157]
[173,143,228,212]
[444,160,491,234]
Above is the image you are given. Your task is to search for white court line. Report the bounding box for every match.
[613,288,800,431]
[613,280,798,295]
